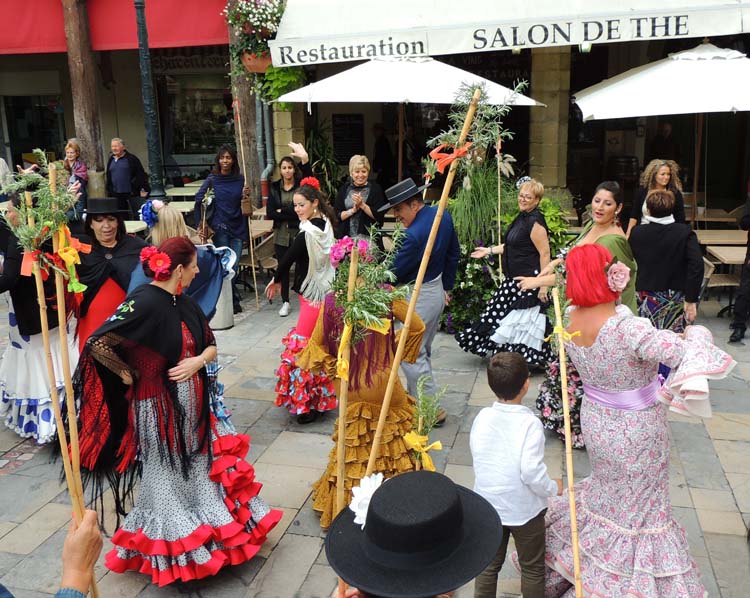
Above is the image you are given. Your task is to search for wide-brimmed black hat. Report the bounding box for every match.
[378,179,429,212]
[325,471,502,598]
[84,197,128,215]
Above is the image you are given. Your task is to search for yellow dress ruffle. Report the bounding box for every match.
[299,299,425,529]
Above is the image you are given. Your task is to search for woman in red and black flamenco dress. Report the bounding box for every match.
[74,237,281,586]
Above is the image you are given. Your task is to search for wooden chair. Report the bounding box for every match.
[701,256,740,317]
[727,204,745,226]
[236,231,277,291]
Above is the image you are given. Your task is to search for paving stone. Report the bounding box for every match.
[670,422,730,490]
[713,440,749,475]
[251,463,320,509]
[690,488,740,512]
[447,432,472,466]
[670,479,694,509]
[0,551,23,578]
[287,496,325,538]
[258,507,297,558]
[693,556,721,598]
[296,563,338,598]
[95,570,149,597]
[459,405,482,433]
[672,506,708,559]
[440,391,471,418]
[0,475,65,523]
[245,534,323,598]
[221,398,269,430]
[705,413,750,441]
[0,588,52,598]
[443,463,474,489]
[11,450,60,480]
[257,431,331,470]
[432,370,477,396]
[726,473,750,513]
[225,385,277,401]
[709,389,750,414]
[0,503,71,555]
[0,523,15,540]
[696,508,746,536]
[0,527,68,593]
[704,533,750,598]
[0,428,22,453]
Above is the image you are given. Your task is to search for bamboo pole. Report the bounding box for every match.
[496,138,504,279]
[414,416,423,471]
[335,249,359,598]
[25,186,99,597]
[551,287,583,598]
[365,88,482,477]
[397,103,405,182]
[234,99,260,310]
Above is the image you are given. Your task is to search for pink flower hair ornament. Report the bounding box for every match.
[605,259,630,293]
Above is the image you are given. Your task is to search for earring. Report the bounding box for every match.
[176,279,183,295]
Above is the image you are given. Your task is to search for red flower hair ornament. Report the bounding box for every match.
[140,246,172,281]
[299,176,321,190]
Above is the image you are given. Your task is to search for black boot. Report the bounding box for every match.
[296,411,318,424]
[729,326,746,343]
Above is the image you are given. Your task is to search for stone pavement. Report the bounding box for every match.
[0,293,748,598]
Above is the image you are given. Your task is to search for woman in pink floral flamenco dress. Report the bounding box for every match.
[74,238,282,586]
[266,177,338,424]
[541,244,735,598]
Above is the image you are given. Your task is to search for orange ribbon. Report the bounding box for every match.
[429,142,473,174]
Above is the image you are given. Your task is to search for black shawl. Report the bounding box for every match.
[76,234,147,317]
[74,284,215,520]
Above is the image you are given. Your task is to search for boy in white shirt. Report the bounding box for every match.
[470,352,562,598]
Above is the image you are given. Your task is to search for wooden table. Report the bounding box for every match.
[687,208,737,223]
[165,186,196,198]
[184,180,205,188]
[250,220,273,240]
[125,221,147,234]
[695,230,747,246]
[706,245,747,265]
[168,201,195,214]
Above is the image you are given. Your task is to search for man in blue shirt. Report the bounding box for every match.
[380,179,460,399]
[105,138,149,218]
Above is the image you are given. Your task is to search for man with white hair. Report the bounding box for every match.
[105,138,149,216]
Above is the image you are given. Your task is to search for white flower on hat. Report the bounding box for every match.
[349,473,384,529]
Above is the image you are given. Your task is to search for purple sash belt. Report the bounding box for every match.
[582,378,660,411]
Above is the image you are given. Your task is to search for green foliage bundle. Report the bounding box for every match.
[500,197,571,257]
[414,375,446,438]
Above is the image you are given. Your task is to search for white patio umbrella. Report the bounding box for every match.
[276,56,542,176]
[573,42,750,213]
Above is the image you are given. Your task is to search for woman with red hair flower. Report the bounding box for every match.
[266,177,338,423]
[539,244,734,597]
[75,237,281,586]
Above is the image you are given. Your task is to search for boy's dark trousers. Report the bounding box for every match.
[473,509,547,598]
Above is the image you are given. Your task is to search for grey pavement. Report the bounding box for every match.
[0,292,748,598]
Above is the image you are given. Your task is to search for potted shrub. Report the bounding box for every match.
[225,0,285,74]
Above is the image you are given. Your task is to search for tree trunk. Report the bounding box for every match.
[227,1,261,202]
[61,0,104,172]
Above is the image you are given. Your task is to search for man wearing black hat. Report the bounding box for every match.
[379,179,460,399]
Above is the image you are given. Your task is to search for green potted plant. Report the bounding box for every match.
[225,0,284,73]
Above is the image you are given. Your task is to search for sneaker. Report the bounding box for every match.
[279,302,290,317]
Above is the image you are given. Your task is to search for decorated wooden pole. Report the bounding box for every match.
[233,98,260,310]
[496,138,504,279]
[551,287,583,598]
[335,248,359,597]
[24,185,100,597]
[365,88,482,476]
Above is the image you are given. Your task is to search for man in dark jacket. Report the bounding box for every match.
[729,186,750,343]
[105,138,149,217]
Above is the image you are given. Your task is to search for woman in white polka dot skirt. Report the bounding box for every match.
[455,178,552,367]
[0,210,78,444]
[75,238,281,586]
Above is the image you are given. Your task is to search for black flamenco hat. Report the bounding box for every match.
[325,471,502,598]
[84,197,129,215]
[378,179,430,212]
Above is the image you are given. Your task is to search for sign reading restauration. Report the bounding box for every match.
[270,6,747,67]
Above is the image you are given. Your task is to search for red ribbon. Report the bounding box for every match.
[21,250,42,277]
[429,142,473,174]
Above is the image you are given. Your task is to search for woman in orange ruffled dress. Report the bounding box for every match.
[74,237,281,586]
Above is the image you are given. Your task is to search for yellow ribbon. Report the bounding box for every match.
[545,326,582,343]
[336,318,392,381]
[403,431,443,472]
[57,245,81,268]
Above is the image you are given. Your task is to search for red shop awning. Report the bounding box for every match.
[0,0,229,55]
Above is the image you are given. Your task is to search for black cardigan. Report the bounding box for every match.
[629,222,703,303]
[267,162,313,231]
[629,186,686,227]
[275,218,325,295]
[334,181,386,239]
[0,223,59,336]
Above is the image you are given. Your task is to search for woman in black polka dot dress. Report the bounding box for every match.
[74,238,281,586]
[455,179,553,366]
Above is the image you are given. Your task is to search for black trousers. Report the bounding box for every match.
[731,245,750,329]
[274,244,291,303]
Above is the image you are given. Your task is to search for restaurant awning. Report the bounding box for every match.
[270,0,750,67]
[0,0,228,55]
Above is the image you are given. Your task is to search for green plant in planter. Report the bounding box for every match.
[262,65,306,107]
[305,120,341,199]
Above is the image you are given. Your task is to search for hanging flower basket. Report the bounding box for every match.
[241,51,272,73]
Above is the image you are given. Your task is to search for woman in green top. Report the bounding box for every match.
[515,181,636,448]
